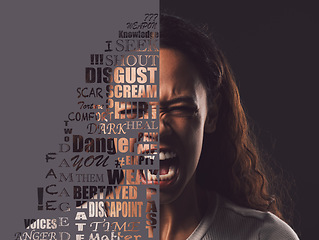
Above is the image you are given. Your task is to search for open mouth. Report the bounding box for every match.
[140,150,179,186]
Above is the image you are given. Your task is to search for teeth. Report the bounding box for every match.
[159,151,177,160]
[159,166,176,181]
[143,166,176,182]
[146,155,155,160]
[145,170,159,182]
[141,151,178,183]
[147,170,152,181]
[159,152,165,160]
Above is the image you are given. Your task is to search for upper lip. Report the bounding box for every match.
[141,148,158,154]
[140,145,176,154]
[158,145,175,152]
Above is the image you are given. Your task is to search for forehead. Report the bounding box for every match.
[160,48,206,102]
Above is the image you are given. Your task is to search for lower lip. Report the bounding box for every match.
[159,173,178,187]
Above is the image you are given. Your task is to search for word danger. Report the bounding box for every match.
[72,135,116,153]
[14,231,70,240]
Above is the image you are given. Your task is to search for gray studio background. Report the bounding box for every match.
[1,0,159,239]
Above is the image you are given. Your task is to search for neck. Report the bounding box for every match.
[160,176,207,240]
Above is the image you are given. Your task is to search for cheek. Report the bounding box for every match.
[170,116,205,162]
[170,115,204,141]
[129,138,136,153]
[174,118,205,180]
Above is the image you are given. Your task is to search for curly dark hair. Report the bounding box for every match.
[160,13,289,222]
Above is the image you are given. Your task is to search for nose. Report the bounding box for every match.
[159,112,173,140]
[138,113,172,147]
[140,114,170,143]
[141,131,158,142]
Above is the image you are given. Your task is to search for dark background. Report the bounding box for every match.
[161,0,319,239]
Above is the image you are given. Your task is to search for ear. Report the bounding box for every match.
[204,94,220,133]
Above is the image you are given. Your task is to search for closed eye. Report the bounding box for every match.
[161,106,198,117]
[119,106,149,119]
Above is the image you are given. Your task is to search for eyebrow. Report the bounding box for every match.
[160,96,196,107]
[120,101,148,106]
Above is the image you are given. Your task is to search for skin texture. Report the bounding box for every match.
[158,48,217,240]
[120,48,218,239]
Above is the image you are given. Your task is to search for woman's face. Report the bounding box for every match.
[159,48,213,204]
